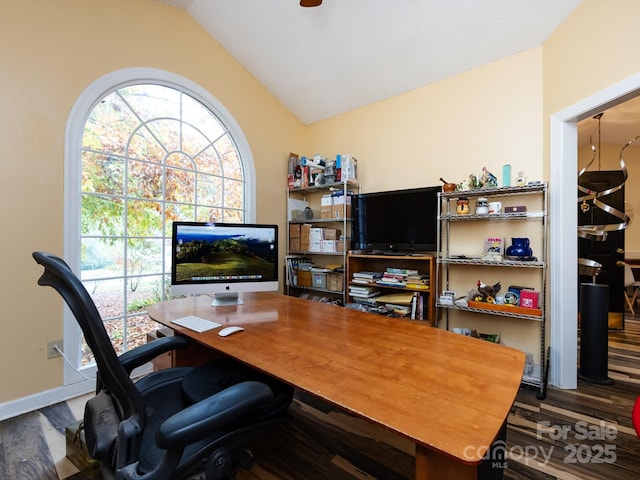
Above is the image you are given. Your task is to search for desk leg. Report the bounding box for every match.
[415,445,477,480]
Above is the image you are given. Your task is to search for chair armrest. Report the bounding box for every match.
[118,336,189,374]
[156,381,273,450]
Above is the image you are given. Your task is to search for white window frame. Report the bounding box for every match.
[63,67,256,385]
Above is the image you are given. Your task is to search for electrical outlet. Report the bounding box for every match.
[47,340,63,359]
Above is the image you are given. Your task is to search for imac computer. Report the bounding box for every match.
[171,222,279,306]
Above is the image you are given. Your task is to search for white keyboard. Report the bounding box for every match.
[171,316,222,333]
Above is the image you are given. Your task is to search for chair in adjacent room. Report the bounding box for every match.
[33,251,293,480]
[624,263,640,315]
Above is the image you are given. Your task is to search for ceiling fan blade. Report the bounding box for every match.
[300,0,322,6]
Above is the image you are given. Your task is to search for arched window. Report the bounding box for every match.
[65,69,255,373]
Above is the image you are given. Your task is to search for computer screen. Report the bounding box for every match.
[171,222,279,306]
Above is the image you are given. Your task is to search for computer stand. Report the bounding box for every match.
[211,292,243,306]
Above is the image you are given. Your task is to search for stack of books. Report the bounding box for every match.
[351,271,383,284]
[349,285,381,305]
[405,273,430,290]
[375,267,418,287]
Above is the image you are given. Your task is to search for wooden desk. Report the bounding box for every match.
[147,292,525,480]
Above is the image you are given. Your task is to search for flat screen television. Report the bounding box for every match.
[352,186,440,254]
[171,222,278,306]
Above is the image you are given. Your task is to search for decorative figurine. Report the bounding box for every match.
[476,280,502,303]
[456,197,470,215]
[480,167,498,188]
[476,197,489,215]
[469,173,481,189]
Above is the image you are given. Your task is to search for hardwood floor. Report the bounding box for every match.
[1,320,639,480]
[0,393,92,479]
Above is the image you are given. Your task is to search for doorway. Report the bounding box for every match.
[551,72,640,389]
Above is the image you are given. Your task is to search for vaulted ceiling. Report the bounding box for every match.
[159,0,582,124]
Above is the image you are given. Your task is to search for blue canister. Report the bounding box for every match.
[506,238,532,257]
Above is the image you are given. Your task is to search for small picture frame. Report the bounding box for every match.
[481,237,504,261]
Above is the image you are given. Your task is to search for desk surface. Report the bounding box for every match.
[148,292,524,474]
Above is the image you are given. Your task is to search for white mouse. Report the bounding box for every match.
[218,326,245,337]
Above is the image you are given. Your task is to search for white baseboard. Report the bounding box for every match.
[0,379,95,421]
[0,363,153,421]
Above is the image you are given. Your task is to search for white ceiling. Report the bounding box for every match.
[159,0,582,125]
[578,96,640,149]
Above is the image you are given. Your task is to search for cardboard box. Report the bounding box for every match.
[332,205,351,219]
[309,227,325,240]
[300,224,311,241]
[321,240,344,253]
[324,228,341,240]
[321,206,333,219]
[289,238,301,252]
[298,270,312,287]
[289,223,301,238]
[322,240,336,253]
[309,239,323,252]
[331,194,352,219]
[326,273,343,292]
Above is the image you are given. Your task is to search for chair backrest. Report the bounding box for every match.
[32,252,145,427]
[625,263,636,287]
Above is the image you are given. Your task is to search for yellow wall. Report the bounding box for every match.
[548,0,640,260]
[304,47,546,358]
[4,0,640,405]
[543,0,640,171]
[0,0,303,403]
[306,47,544,194]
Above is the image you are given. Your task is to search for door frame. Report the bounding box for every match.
[550,72,640,389]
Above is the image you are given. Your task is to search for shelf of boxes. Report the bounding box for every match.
[286,153,359,304]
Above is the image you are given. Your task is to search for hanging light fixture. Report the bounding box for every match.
[577,112,634,240]
[593,112,603,170]
[300,0,322,6]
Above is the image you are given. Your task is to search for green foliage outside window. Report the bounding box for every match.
[79,84,245,359]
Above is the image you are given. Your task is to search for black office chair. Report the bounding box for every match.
[33,251,293,480]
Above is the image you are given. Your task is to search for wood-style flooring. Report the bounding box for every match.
[1,320,639,480]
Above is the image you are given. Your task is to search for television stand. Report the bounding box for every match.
[346,252,437,326]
